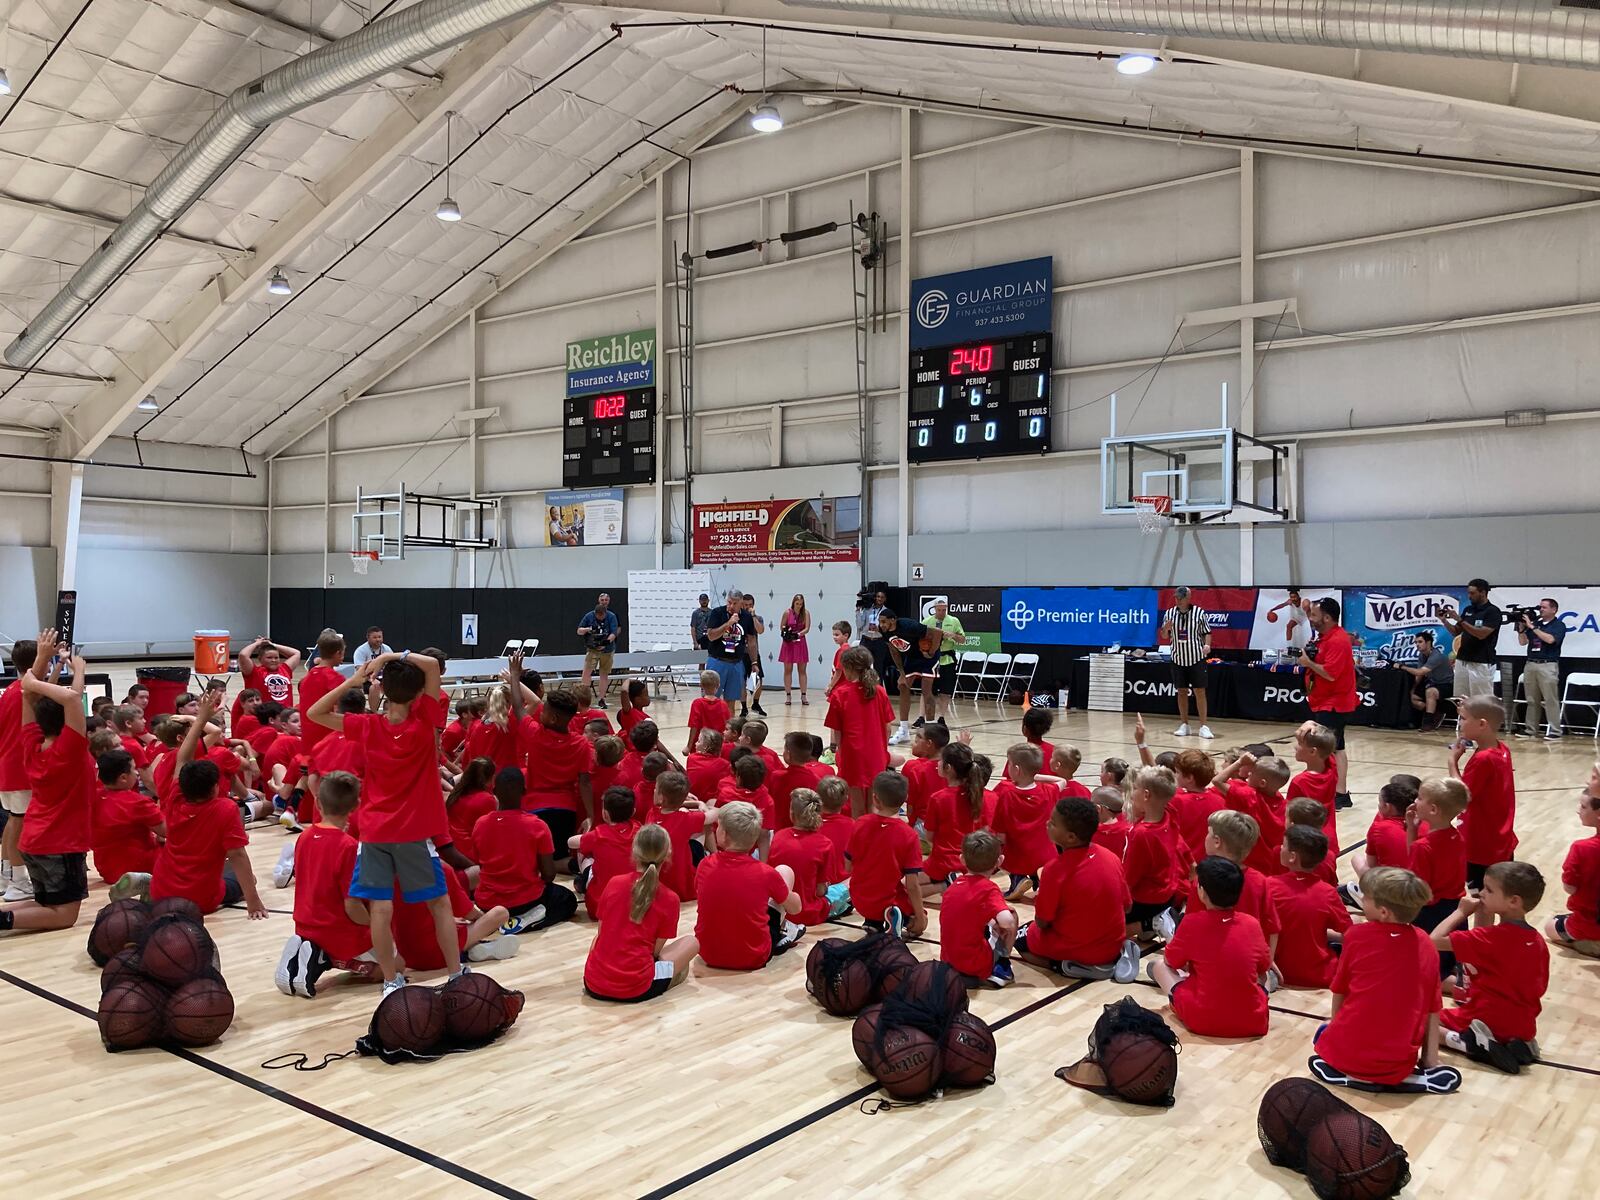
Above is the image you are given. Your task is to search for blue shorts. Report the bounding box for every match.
[707,657,747,702]
[349,840,447,903]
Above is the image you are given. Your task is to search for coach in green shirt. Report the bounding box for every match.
[925,596,967,725]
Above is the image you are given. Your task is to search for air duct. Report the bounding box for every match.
[5,0,557,369]
[779,1,1600,71]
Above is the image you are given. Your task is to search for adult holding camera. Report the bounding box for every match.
[701,589,758,703]
[1517,597,1566,739]
[1402,629,1453,732]
[1299,596,1357,810]
[855,586,891,683]
[576,591,620,706]
[778,594,811,707]
[1161,587,1213,740]
[1440,579,1501,701]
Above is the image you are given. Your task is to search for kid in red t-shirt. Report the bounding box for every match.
[769,731,833,832]
[509,671,595,855]
[476,768,575,932]
[1286,724,1340,854]
[824,621,851,697]
[616,679,651,738]
[922,743,994,886]
[238,637,301,707]
[899,723,949,827]
[1453,698,1518,888]
[1213,751,1291,877]
[576,787,644,920]
[584,824,699,1002]
[1546,776,1600,954]
[651,770,714,901]
[1267,824,1351,988]
[1150,856,1272,1039]
[1430,861,1548,1073]
[694,801,803,969]
[1187,810,1282,967]
[276,771,377,997]
[1090,787,1131,859]
[990,742,1061,895]
[684,672,733,758]
[825,648,896,816]
[92,750,164,889]
[817,776,856,863]
[715,753,776,855]
[1122,766,1192,936]
[1311,867,1454,1093]
[1165,749,1224,862]
[1044,744,1093,800]
[1001,706,1055,784]
[391,866,517,972]
[445,757,497,863]
[940,831,1017,985]
[1407,778,1470,948]
[296,632,346,753]
[768,789,846,925]
[845,772,927,938]
[1353,777,1418,883]
[685,731,733,804]
[1016,797,1137,983]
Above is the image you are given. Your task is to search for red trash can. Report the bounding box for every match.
[135,666,192,720]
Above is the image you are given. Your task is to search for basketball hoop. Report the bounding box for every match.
[1132,495,1173,534]
[350,550,379,575]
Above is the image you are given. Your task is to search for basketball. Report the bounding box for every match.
[889,960,968,1016]
[1304,1111,1410,1200]
[852,1004,884,1069]
[139,916,218,987]
[941,1012,996,1087]
[441,971,511,1043]
[870,939,917,1001]
[871,1025,943,1099]
[88,903,151,967]
[1099,1032,1179,1107]
[164,976,236,1047]
[1258,1078,1355,1171]
[819,958,873,1017]
[1267,609,1279,623]
[150,896,205,925]
[100,947,144,994]
[374,984,446,1055]
[805,937,849,994]
[98,978,168,1051]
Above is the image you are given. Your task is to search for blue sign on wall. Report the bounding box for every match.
[910,256,1053,350]
[1001,587,1158,647]
[1344,587,1468,662]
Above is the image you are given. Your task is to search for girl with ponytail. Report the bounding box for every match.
[921,742,996,890]
[825,646,897,817]
[582,824,700,1003]
[768,789,850,923]
[464,685,523,772]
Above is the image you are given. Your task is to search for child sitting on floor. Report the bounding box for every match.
[583,824,698,1003]
[1149,856,1273,1039]
[1016,797,1139,984]
[1546,766,1600,957]
[990,742,1061,899]
[574,785,644,919]
[695,801,805,969]
[1266,824,1351,989]
[940,831,1018,988]
[276,771,377,997]
[1123,765,1191,940]
[480,767,576,934]
[92,750,163,892]
[846,771,927,940]
[768,789,848,927]
[1090,786,1130,858]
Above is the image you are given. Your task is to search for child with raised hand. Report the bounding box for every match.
[941,831,1018,988]
[1122,765,1191,939]
[770,731,832,831]
[847,771,928,940]
[899,721,949,829]
[308,651,453,993]
[1090,786,1131,858]
[1149,856,1272,1038]
[477,767,576,934]
[1213,750,1289,877]
[990,742,1060,900]
[93,750,164,892]
[446,756,498,864]
[1547,766,1600,957]
[584,824,699,1002]
[465,685,523,772]
[1310,866,1459,1095]
[922,742,993,890]
[650,770,714,901]
[826,646,896,817]
[684,671,732,758]
[1451,696,1519,921]
[574,785,645,919]
[1016,797,1138,984]
[1002,707,1056,783]
[0,632,91,931]
[1266,824,1351,989]
[507,656,594,855]
[151,691,268,920]
[696,801,806,968]
[769,788,848,925]
[276,771,378,998]
[1287,722,1340,852]
[617,679,651,737]
[1430,861,1548,1074]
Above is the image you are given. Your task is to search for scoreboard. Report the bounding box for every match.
[562,388,656,488]
[907,332,1052,463]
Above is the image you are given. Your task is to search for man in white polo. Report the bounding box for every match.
[1161,586,1213,739]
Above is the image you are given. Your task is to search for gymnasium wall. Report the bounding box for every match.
[264,102,1600,601]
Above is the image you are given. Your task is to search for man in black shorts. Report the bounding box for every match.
[879,610,943,746]
[1161,587,1213,739]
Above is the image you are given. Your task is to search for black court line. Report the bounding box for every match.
[0,966,535,1199]
[636,977,1096,1200]
[823,916,941,947]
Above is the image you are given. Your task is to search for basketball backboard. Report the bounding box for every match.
[1101,427,1295,523]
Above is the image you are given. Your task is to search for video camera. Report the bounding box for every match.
[1506,604,1542,628]
[856,580,889,609]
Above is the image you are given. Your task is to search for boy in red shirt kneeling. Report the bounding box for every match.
[1309,867,1461,1095]
[695,802,804,969]
[1430,861,1548,1074]
[480,767,576,934]
[938,832,1017,987]
[93,749,164,891]
[585,824,699,1002]
[1149,856,1272,1038]
[276,771,379,996]
[1016,797,1139,984]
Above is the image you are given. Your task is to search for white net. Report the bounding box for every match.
[1133,495,1173,535]
[350,552,374,575]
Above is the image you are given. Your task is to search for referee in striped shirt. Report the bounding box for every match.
[1162,586,1214,739]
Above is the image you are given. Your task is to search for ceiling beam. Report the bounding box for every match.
[191,0,439,88]
[55,18,543,462]
[0,191,252,259]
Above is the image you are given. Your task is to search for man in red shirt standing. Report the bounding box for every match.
[0,638,40,901]
[1298,596,1358,811]
[239,635,302,708]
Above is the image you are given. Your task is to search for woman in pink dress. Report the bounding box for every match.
[779,594,812,706]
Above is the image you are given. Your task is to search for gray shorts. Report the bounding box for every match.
[350,839,446,903]
[0,790,29,816]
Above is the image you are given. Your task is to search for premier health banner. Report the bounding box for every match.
[910,256,1052,349]
[1343,587,1467,662]
[1001,587,1157,647]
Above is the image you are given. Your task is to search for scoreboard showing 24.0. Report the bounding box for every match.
[907,333,1052,463]
[562,388,656,488]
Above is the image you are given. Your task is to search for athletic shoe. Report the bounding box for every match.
[595,698,607,709]
[1509,1038,1539,1066]
[935,717,946,727]
[447,965,473,983]
[1152,907,1178,942]
[1546,729,1564,740]
[108,871,151,902]
[501,903,545,935]
[272,844,296,889]
[278,810,301,830]
[1470,1019,1521,1075]
[739,704,748,719]
[1263,966,1283,994]
[1337,882,1362,909]
[296,938,329,998]
[1401,1064,1463,1094]
[467,936,521,962]
[1005,874,1033,901]
[912,717,925,729]
[885,905,905,941]
[1197,725,1215,740]
[1113,939,1141,984]
[1513,728,1532,739]
[499,914,527,936]
[275,934,305,997]
[1173,723,1191,737]
[381,974,409,997]
[987,957,1014,988]
[889,725,911,746]
[1420,713,1443,732]
[752,703,767,717]
[1334,792,1353,811]
[2,873,33,902]
[775,920,806,954]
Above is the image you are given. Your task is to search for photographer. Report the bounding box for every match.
[1517,597,1566,739]
[1440,579,1501,701]
[576,592,620,706]
[855,585,892,684]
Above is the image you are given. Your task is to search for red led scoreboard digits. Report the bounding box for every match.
[908,334,1052,463]
[563,388,656,488]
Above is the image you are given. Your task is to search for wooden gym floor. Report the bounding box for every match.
[4,690,1599,1199]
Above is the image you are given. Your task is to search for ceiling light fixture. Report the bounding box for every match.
[0,68,11,97]
[1116,52,1159,76]
[750,27,782,134]
[267,267,291,295]
[136,397,158,414]
[436,110,462,221]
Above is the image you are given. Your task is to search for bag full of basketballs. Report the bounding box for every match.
[806,932,918,1018]
[852,960,997,1104]
[95,907,235,1053]
[355,973,525,1064]
[1055,996,1180,1108]
[1257,1078,1410,1200]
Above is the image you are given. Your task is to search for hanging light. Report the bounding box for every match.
[750,104,783,133]
[436,110,462,221]
[1115,52,1159,75]
[0,68,11,96]
[267,266,291,295]
[136,397,159,414]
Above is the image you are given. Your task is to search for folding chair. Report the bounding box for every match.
[644,643,678,697]
[976,653,1012,702]
[954,651,987,697]
[1009,653,1040,699]
[521,638,539,658]
[498,638,523,658]
[1559,671,1600,739]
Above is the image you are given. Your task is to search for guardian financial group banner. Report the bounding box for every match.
[909,256,1052,349]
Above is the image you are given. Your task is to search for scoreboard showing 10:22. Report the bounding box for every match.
[562,388,656,488]
[907,332,1052,463]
